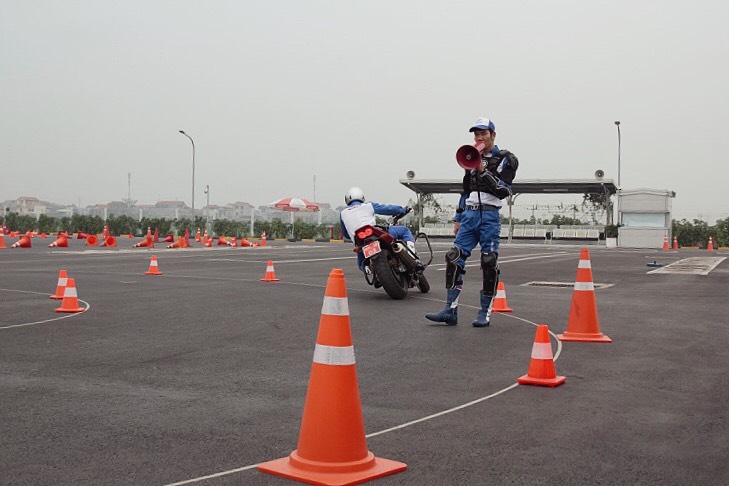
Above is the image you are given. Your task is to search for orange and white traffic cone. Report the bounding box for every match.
[144,255,163,275]
[260,231,268,247]
[11,233,32,248]
[557,248,611,343]
[48,235,69,248]
[101,236,117,247]
[204,237,212,248]
[195,227,201,242]
[491,282,513,313]
[153,227,159,243]
[228,236,237,247]
[662,234,669,251]
[518,324,566,387]
[55,278,85,313]
[260,260,280,282]
[258,268,407,485]
[708,236,714,251]
[167,237,186,249]
[0,233,6,249]
[50,269,68,300]
[217,236,230,246]
[672,236,678,250]
[133,235,154,248]
[86,234,98,246]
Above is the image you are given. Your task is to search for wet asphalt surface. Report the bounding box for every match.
[1,238,728,486]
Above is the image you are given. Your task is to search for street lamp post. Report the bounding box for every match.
[178,130,195,225]
[614,121,621,226]
[204,184,210,234]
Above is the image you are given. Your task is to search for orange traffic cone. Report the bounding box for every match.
[204,237,212,248]
[557,248,611,343]
[258,268,407,485]
[55,278,85,313]
[86,234,98,246]
[195,228,201,242]
[672,236,678,250]
[0,233,7,249]
[144,255,163,275]
[228,236,237,247]
[77,232,88,239]
[50,269,68,299]
[167,237,187,249]
[48,235,69,248]
[11,233,32,248]
[492,282,513,313]
[518,324,566,387]
[260,231,268,247]
[662,234,669,250]
[708,236,714,251]
[217,236,230,246]
[260,260,280,282]
[184,227,190,247]
[153,227,159,243]
[101,236,117,247]
[133,235,154,248]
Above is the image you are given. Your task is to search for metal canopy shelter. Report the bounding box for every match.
[400,178,618,240]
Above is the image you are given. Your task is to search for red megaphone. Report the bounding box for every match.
[456,141,486,170]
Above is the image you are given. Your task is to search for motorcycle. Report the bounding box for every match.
[352,209,433,300]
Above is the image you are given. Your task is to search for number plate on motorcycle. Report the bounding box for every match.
[362,240,381,258]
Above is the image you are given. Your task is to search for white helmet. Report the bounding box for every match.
[345,187,365,205]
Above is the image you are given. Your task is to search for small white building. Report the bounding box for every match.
[618,188,676,248]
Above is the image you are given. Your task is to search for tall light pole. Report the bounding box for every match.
[204,184,210,234]
[614,121,621,226]
[179,130,195,224]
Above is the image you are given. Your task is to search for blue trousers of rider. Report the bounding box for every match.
[356,226,415,271]
[426,208,500,325]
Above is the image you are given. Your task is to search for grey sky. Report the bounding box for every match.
[2,1,727,221]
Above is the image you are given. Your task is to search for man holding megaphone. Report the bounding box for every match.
[426,117,519,327]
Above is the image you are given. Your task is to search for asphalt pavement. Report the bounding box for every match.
[1,238,727,486]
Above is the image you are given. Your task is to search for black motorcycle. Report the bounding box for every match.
[352,209,433,300]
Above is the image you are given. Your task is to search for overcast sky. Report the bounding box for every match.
[2,1,727,221]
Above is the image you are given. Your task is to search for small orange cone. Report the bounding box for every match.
[491,282,513,313]
[228,236,237,247]
[557,248,611,343]
[518,324,566,387]
[48,235,69,248]
[167,237,187,249]
[260,231,268,247]
[133,235,154,248]
[672,236,678,250]
[101,236,117,247]
[217,236,231,246]
[163,234,174,243]
[662,234,669,251]
[77,232,88,239]
[86,234,98,246]
[258,268,407,485]
[55,278,85,313]
[50,269,68,299]
[153,227,159,243]
[195,227,201,242]
[11,233,32,248]
[184,227,190,247]
[144,255,163,275]
[204,237,212,248]
[260,260,280,282]
[0,233,5,249]
[708,236,714,251]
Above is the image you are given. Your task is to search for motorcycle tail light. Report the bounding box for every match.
[357,227,373,239]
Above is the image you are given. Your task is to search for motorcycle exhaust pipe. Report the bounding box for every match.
[392,241,418,270]
[455,141,486,170]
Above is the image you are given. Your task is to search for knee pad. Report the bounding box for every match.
[480,251,499,296]
[445,246,465,289]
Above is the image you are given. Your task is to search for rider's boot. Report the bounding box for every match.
[406,240,425,271]
[472,291,493,327]
[425,288,460,325]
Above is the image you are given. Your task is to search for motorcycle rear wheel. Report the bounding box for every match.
[372,251,408,300]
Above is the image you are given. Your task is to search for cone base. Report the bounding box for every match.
[50,295,63,300]
[260,277,280,282]
[145,271,163,276]
[55,307,84,313]
[492,307,513,313]
[517,374,566,387]
[557,332,612,343]
[258,453,407,486]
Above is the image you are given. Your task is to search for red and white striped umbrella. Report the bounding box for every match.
[269,197,320,212]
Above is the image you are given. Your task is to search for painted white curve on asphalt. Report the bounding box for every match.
[0,288,90,329]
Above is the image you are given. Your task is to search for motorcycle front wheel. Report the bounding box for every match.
[417,272,430,293]
[372,251,408,300]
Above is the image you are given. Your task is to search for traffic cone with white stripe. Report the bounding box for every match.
[260,231,268,247]
[557,248,611,343]
[662,234,669,251]
[260,260,280,282]
[144,255,163,275]
[258,268,407,485]
[0,233,6,249]
[11,232,32,248]
[48,234,69,248]
[491,282,513,313]
[50,269,68,299]
[672,236,678,250]
[707,236,714,251]
[518,324,565,387]
[55,278,84,313]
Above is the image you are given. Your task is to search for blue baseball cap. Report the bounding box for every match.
[469,117,496,132]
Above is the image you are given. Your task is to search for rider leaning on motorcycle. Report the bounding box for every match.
[425,117,519,327]
[340,187,421,271]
